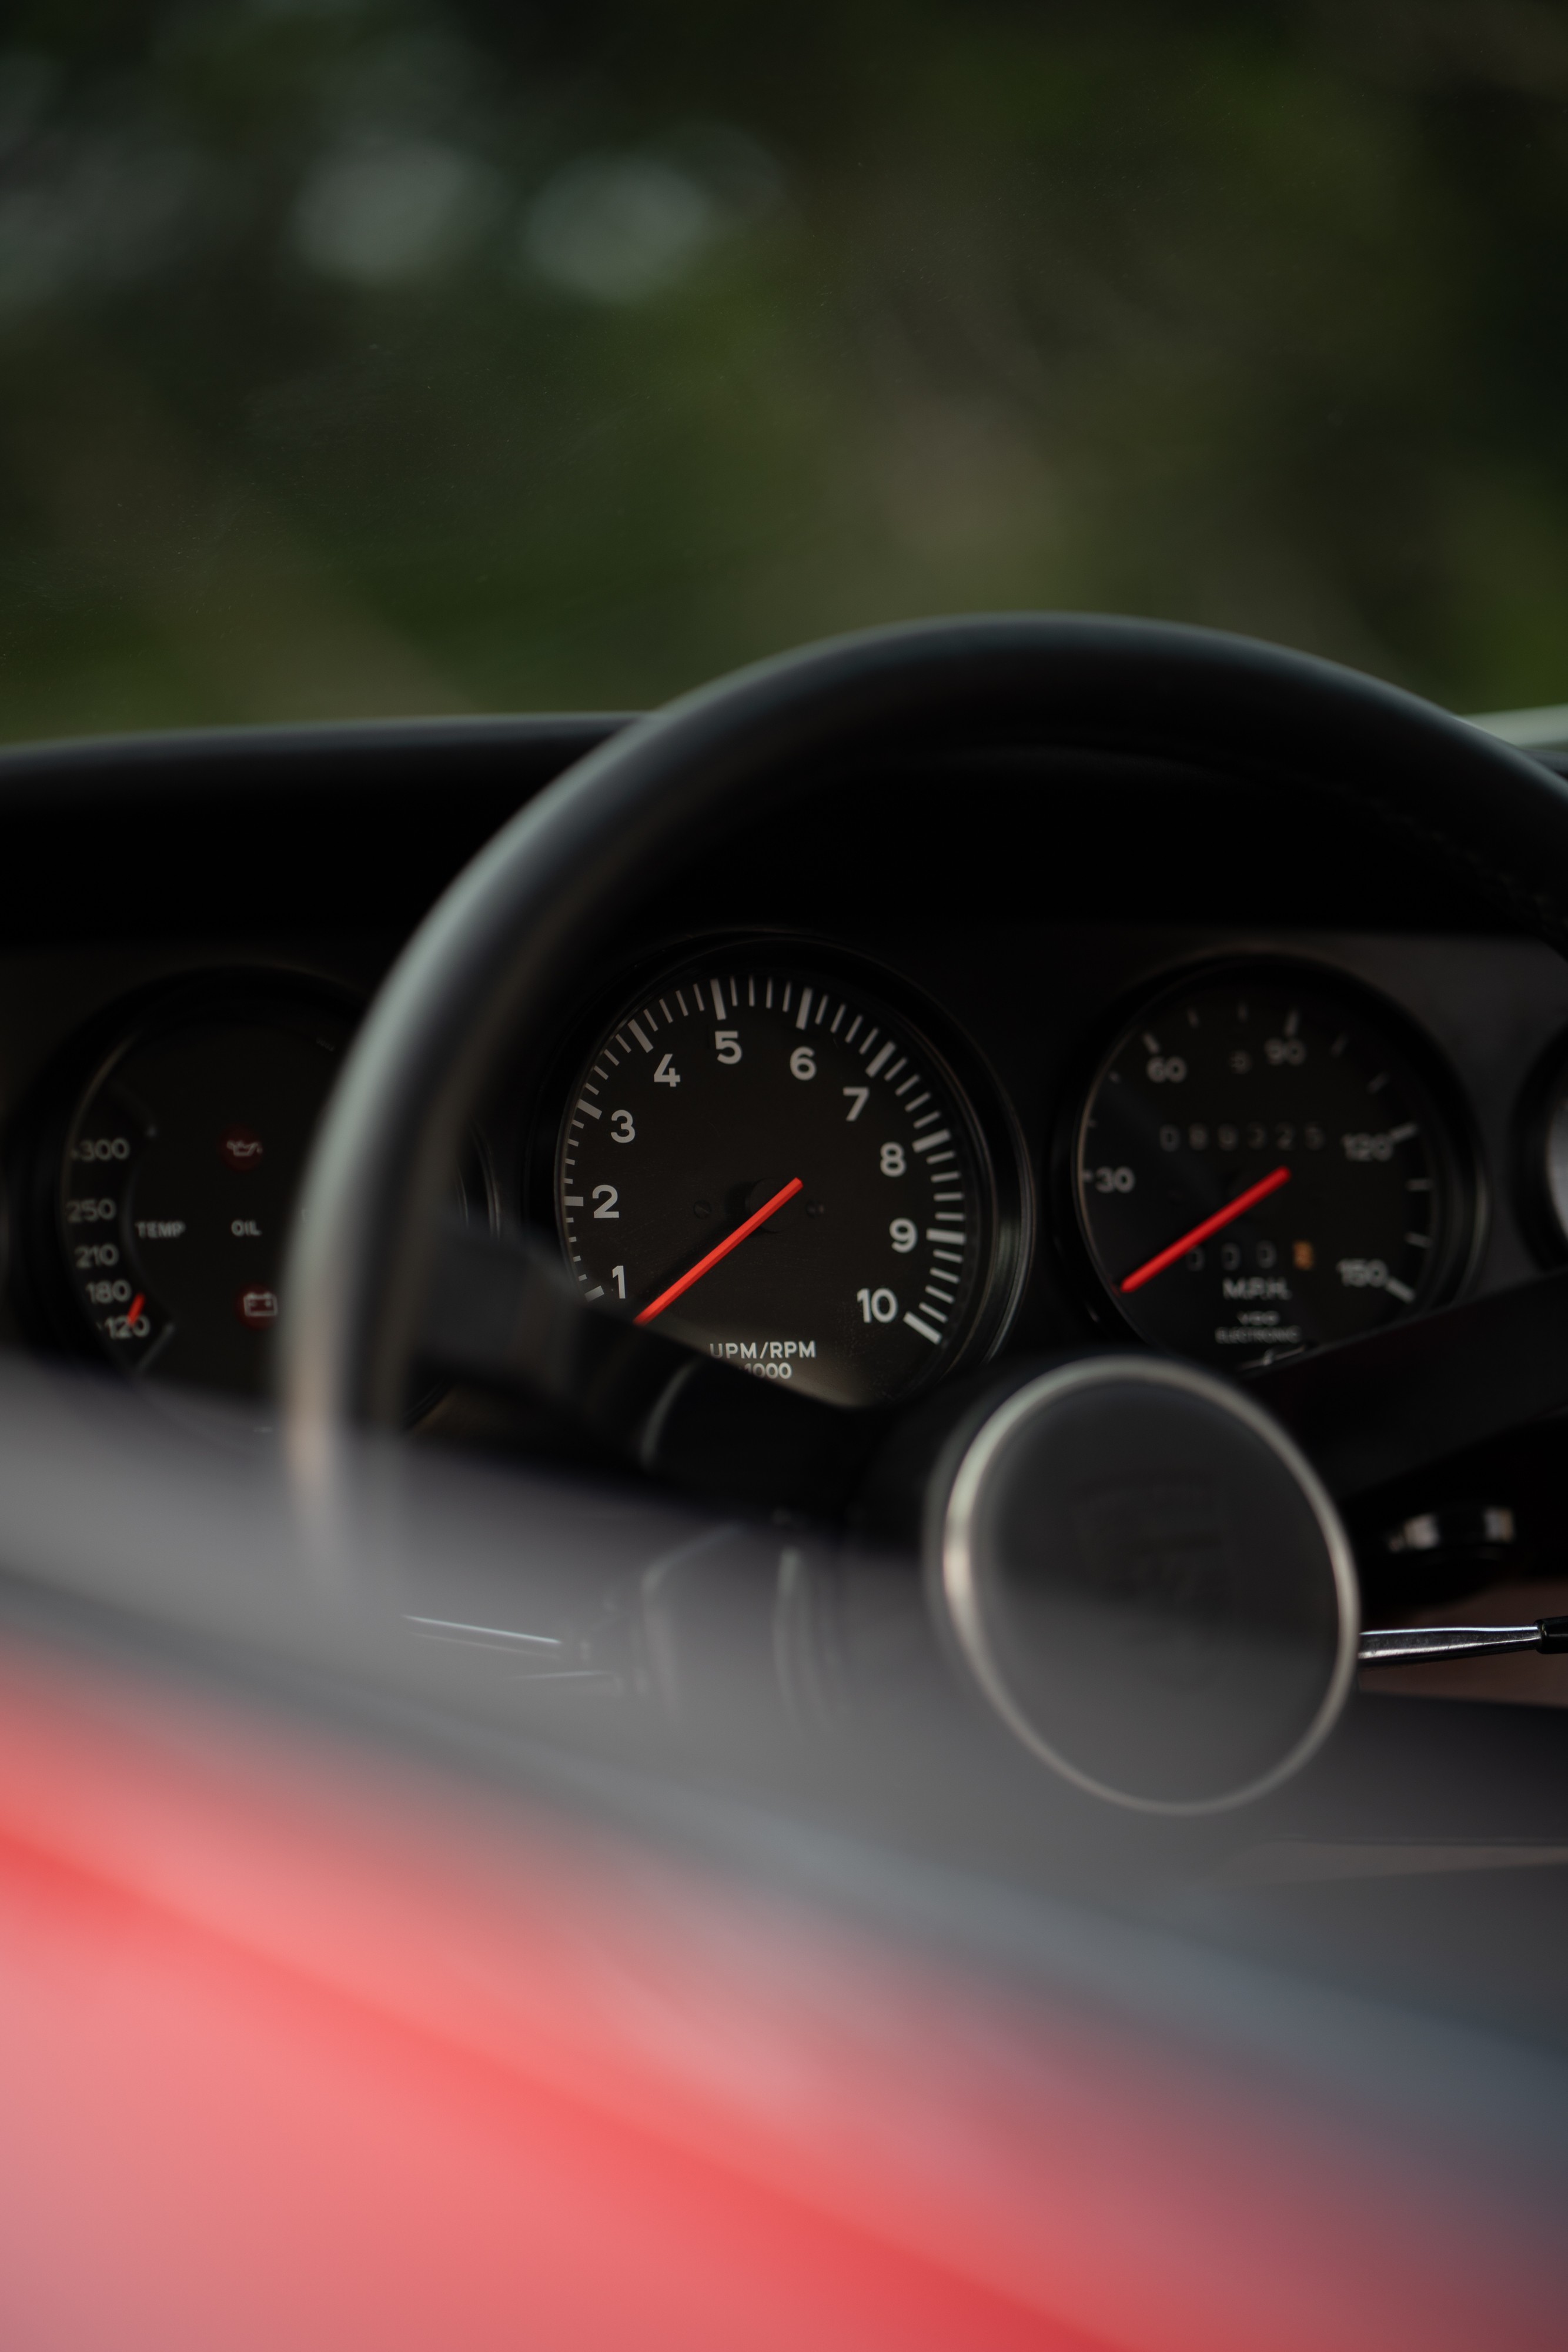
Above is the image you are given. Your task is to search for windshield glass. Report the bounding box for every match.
[3,4,1565,741]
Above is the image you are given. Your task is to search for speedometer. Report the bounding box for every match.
[1072,964,1476,1368]
[551,952,1017,1406]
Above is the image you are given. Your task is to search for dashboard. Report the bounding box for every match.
[5,714,1568,1627]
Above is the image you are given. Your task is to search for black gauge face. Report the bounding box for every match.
[58,997,353,1394]
[1074,968,1472,1369]
[553,957,1002,1406]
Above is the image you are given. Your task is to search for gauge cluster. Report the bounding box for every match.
[5,921,1568,1410]
[515,928,1554,1405]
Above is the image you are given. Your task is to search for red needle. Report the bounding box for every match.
[1119,1165,1292,1295]
[634,1177,804,1325]
[123,1292,146,1326]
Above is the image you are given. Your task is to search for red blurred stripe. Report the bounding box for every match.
[0,1641,1556,2351]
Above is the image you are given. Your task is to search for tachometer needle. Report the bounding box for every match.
[1119,1165,1292,1295]
[634,1177,804,1325]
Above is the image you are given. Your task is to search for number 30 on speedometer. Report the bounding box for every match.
[552,953,1014,1407]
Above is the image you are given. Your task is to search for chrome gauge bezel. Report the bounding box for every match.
[1058,954,1484,1365]
[1514,1027,1568,1267]
[526,932,1033,1408]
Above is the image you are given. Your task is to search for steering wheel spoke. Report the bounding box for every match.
[420,1221,879,1514]
[1251,1264,1568,1501]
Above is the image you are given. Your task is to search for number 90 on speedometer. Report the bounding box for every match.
[552,954,1012,1407]
[1073,965,1475,1369]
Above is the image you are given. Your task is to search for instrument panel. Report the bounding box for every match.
[4,923,1567,1405]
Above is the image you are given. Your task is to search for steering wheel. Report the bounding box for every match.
[278,615,1568,1811]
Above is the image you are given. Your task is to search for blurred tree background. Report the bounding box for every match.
[1,0,1567,741]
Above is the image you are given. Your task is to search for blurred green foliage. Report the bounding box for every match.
[1,0,1567,740]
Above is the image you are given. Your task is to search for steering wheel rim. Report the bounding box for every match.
[278,613,1568,1483]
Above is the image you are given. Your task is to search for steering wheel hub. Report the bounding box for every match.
[932,1357,1359,1812]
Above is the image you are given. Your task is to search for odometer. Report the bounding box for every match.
[553,954,1005,1406]
[1074,965,1473,1368]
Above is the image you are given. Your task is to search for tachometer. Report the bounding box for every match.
[553,954,1013,1406]
[1072,965,1475,1368]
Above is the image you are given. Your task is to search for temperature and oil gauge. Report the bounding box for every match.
[48,986,358,1394]
[551,951,1022,1408]
[28,977,498,1401]
[1072,965,1476,1369]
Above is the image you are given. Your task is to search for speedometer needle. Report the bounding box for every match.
[1119,1164,1292,1295]
[634,1177,804,1325]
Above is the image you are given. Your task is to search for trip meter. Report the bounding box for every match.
[551,950,1021,1407]
[1073,964,1475,1368]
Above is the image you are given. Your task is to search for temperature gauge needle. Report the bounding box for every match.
[635,1177,804,1325]
[1119,1165,1292,1295]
